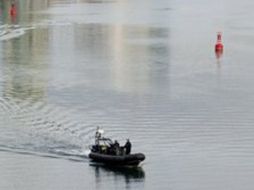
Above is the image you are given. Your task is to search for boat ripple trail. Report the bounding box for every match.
[0,97,95,161]
[0,24,35,41]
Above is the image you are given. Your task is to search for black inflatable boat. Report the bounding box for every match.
[88,128,145,166]
[89,152,145,166]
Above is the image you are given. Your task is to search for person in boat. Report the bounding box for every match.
[113,140,120,155]
[124,139,132,155]
[93,127,102,152]
[95,127,101,144]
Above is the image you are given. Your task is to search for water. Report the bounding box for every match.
[1,0,254,189]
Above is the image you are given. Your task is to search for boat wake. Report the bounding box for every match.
[0,97,95,162]
[0,25,35,41]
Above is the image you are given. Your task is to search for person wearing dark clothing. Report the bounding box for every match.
[113,140,120,155]
[114,140,120,147]
[124,139,132,155]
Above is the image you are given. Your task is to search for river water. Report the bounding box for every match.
[1,0,254,189]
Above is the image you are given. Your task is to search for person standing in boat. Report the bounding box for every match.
[112,140,120,155]
[124,139,132,155]
[95,127,101,145]
[93,127,102,152]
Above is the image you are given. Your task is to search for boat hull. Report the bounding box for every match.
[89,152,145,166]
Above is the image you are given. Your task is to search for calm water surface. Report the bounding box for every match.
[1,0,254,189]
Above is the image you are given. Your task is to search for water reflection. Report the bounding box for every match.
[2,28,50,101]
[110,25,170,94]
[91,164,145,189]
[0,0,18,24]
[25,0,49,10]
[215,50,223,60]
[71,23,170,95]
[0,0,50,24]
[1,0,171,100]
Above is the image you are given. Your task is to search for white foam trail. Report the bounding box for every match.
[0,23,36,41]
[0,30,8,36]
[84,150,91,158]
[0,28,25,41]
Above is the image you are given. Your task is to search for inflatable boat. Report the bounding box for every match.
[89,152,145,166]
[88,128,145,166]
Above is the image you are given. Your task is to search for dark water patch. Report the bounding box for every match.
[90,164,145,183]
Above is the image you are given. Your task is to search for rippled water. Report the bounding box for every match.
[1,0,254,189]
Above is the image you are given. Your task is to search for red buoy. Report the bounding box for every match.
[215,32,223,52]
[9,3,16,17]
